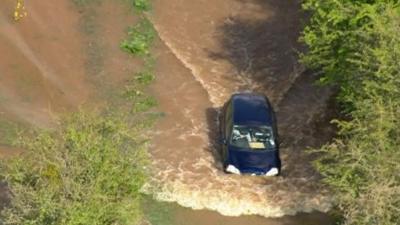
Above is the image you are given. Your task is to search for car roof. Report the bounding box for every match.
[231,93,273,126]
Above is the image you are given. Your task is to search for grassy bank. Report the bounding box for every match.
[0,0,159,224]
[301,1,400,224]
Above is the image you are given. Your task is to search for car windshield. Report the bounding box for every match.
[230,125,275,150]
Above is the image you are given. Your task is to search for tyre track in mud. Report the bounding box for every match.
[146,0,336,218]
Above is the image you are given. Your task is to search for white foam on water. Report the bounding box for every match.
[142,155,333,218]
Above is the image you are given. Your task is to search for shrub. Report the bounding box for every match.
[0,111,149,225]
[302,1,400,225]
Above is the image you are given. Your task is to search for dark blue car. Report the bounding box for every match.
[220,92,281,176]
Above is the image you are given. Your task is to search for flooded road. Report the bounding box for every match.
[147,0,335,220]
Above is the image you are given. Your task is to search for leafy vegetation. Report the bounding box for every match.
[301,1,400,224]
[123,69,157,113]
[120,13,158,114]
[0,111,149,224]
[120,18,156,57]
[132,0,151,12]
[134,70,155,86]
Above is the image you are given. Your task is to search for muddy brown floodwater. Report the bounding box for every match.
[145,0,336,223]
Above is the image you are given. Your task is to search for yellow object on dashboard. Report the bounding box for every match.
[249,142,265,149]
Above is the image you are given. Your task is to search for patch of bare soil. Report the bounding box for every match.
[0,0,88,127]
[0,0,141,128]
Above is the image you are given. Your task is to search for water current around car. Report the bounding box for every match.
[144,0,337,223]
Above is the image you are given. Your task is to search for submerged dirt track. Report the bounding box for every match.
[146,0,336,219]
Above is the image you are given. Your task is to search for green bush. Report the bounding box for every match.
[301,1,399,105]
[0,111,149,225]
[302,1,400,225]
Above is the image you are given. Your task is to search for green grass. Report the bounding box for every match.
[120,18,155,57]
[133,96,157,112]
[135,70,155,85]
[141,196,176,225]
[132,0,152,12]
[122,74,158,113]
[0,118,23,146]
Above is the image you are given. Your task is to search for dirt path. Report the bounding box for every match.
[147,0,335,219]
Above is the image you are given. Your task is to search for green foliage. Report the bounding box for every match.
[133,96,157,113]
[0,118,23,146]
[123,76,158,113]
[0,111,149,225]
[301,0,399,104]
[132,0,151,12]
[135,70,155,86]
[120,18,155,57]
[302,1,400,225]
[119,0,157,114]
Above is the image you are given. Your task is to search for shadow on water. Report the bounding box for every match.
[208,0,305,96]
[205,107,223,169]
